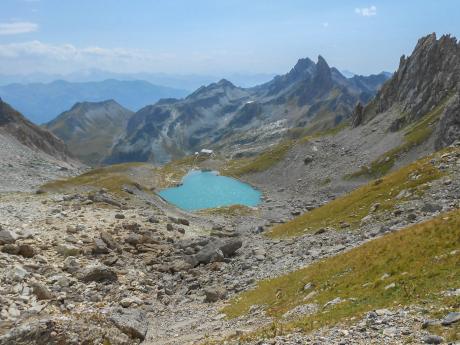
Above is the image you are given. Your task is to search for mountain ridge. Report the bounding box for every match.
[106,56,390,164]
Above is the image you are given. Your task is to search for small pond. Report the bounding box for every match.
[158,170,261,211]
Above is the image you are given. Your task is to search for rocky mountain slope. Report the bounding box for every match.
[0,79,188,124]
[46,100,134,166]
[353,33,459,137]
[106,57,390,164]
[0,98,84,192]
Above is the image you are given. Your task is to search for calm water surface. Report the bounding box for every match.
[158,170,261,211]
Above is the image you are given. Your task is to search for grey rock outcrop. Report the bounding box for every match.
[357,33,460,128]
[435,95,460,149]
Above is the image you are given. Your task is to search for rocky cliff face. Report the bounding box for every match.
[354,33,460,128]
[0,98,70,161]
[107,57,389,164]
[435,95,460,149]
[351,33,460,151]
[46,100,133,166]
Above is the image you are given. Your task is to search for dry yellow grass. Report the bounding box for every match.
[268,151,445,238]
[223,208,460,341]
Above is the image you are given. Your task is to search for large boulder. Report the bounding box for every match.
[185,238,242,267]
[109,308,148,340]
[303,154,314,165]
[0,228,17,245]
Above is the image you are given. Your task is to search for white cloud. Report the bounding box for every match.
[0,40,257,74]
[355,5,377,17]
[322,22,329,28]
[0,22,38,35]
[0,41,154,61]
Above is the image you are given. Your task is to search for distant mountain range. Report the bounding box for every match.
[105,56,391,164]
[0,70,277,91]
[45,100,133,166]
[0,79,188,124]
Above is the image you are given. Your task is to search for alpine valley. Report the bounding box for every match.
[0,33,459,345]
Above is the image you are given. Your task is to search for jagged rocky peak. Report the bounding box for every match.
[107,51,389,166]
[286,56,332,81]
[354,33,460,126]
[290,57,316,77]
[313,55,333,85]
[316,55,330,70]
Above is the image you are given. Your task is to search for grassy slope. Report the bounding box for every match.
[223,208,460,341]
[222,123,349,179]
[222,140,294,178]
[268,149,447,238]
[41,162,155,196]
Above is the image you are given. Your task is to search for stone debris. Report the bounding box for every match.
[0,141,459,345]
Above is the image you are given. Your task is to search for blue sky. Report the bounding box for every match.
[0,0,459,76]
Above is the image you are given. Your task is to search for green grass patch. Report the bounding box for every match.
[268,150,447,238]
[222,140,294,178]
[41,162,154,196]
[223,208,460,340]
[222,122,349,178]
[347,97,451,179]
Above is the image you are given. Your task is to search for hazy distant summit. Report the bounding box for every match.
[46,100,133,166]
[0,79,188,124]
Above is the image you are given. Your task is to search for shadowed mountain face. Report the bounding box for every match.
[45,100,134,166]
[0,79,188,124]
[106,56,390,164]
[0,97,70,161]
[352,33,460,148]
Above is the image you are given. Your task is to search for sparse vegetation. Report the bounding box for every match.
[222,122,349,178]
[268,150,446,238]
[223,208,460,340]
[222,140,294,177]
[196,205,256,217]
[346,97,451,179]
[41,162,155,195]
[154,154,209,188]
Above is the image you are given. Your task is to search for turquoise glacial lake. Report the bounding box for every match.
[158,170,261,211]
